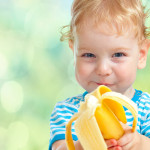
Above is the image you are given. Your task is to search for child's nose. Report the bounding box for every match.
[95,60,112,76]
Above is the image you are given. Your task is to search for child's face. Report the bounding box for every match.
[70,22,148,97]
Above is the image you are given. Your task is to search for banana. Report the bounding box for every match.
[65,85,138,150]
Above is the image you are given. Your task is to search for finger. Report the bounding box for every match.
[105,139,118,148]
[118,131,140,150]
[119,122,132,130]
[117,130,132,147]
[108,145,122,150]
[118,143,132,150]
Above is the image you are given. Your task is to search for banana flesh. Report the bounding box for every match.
[65,85,138,150]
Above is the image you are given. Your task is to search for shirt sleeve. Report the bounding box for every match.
[140,95,150,138]
[49,101,78,150]
[141,109,150,138]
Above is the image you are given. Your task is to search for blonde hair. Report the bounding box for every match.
[60,0,150,43]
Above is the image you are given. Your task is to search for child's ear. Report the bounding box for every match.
[138,39,150,69]
[69,40,74,52]
[69,40,76,64]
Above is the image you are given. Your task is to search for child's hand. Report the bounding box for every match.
[105,123,141,150]
[117,123,141,150]
[105,139,122,150]
[74,140,83,150]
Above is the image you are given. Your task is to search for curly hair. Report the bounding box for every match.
[60,0,150,43]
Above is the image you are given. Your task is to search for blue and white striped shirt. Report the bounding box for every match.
[49,89,150,150]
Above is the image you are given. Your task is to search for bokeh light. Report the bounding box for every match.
[0,53,8,79]
[0,0,150,150]
[0,126,7,150]
[0,81,24,113]
[7,121,29,150]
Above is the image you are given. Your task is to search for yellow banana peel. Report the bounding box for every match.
[65,85,138,150]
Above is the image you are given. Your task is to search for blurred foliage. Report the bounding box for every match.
[0,0,83,150]
[0,0,150,150]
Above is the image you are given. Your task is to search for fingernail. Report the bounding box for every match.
[110,139,117,146]
[116,146,121,150]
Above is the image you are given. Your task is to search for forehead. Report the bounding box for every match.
[75,16,135,39]
[75,18,136,42]
[74,20,139,50]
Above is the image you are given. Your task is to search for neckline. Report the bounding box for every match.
[123,89,142,111]
[132,89,142,103]
[82,89,142,103]
[82,91,88,99]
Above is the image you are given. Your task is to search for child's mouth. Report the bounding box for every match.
[96,83,112,86]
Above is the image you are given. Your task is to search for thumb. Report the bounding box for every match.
[120,122,132,130]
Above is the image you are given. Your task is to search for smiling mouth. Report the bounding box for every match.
[96,83,112,86]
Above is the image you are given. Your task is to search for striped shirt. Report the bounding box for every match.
[49,89,150,150]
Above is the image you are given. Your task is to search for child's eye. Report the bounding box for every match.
[113,53,125,57]
[82,53,96,58]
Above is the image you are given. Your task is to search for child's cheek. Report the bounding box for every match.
[115,65,137,83]
[75,61,93,76]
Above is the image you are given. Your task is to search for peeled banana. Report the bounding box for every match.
[65,85,138,150]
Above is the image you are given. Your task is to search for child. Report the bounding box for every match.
[49,0,150,149]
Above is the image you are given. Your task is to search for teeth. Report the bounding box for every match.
[65,85,138,150]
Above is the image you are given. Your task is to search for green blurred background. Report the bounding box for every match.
[0,0,150,150]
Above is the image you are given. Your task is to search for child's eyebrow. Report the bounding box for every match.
[78,47,130,51]
[78,48,90,52]
[111,47,130,51]
[75,48,90,55]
